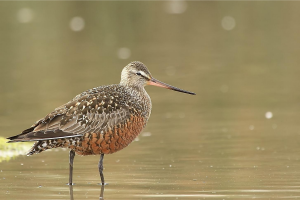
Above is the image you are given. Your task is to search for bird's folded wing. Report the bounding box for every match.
[7,94,132,142]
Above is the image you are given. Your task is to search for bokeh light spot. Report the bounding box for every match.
[117,47,131,59]
[221,16,236,31]
[249,125,254,130]
[17,8,34,23]
[70,17,85,32]
[265,111,273,119]
[141,132,152,137]
[164,0,187,14]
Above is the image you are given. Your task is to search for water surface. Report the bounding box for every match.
[1,1,300,199]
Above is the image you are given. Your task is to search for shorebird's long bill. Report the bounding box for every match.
[148,78,196,95]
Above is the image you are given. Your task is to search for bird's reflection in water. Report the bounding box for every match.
[69,185,105,200]
[69,185,74,200]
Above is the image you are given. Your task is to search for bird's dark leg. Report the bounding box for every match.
[68,150,75,185]
[98,154,105,185]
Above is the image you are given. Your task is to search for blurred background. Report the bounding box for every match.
[1,1,300,199]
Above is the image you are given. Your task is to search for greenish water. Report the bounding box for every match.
[1,1,300,199]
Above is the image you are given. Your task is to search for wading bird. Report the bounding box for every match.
[7,61,195,185]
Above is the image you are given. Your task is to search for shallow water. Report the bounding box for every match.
[1,1,300,200]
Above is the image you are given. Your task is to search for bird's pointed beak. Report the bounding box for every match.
[147,78,196,95]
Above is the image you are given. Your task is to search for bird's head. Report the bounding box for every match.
[120,61,195,95]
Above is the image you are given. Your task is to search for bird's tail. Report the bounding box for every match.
[6,127,35,143]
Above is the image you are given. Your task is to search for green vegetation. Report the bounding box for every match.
[0,137,32,162]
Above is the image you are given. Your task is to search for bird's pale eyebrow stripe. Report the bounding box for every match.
[138,71,148,77]
[133,70,150,79]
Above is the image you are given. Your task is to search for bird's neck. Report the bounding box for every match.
[122,84,152,119]
[126,84,148,97]
[120,80,143,93]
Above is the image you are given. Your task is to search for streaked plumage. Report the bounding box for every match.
[7,61,195,185]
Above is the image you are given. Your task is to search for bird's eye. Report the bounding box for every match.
[136,72,142,76]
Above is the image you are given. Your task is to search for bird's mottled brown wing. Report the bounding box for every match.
[7,87,134,142]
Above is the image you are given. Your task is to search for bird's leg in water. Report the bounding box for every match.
[98,154,105,185]
[68,150,75,185]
